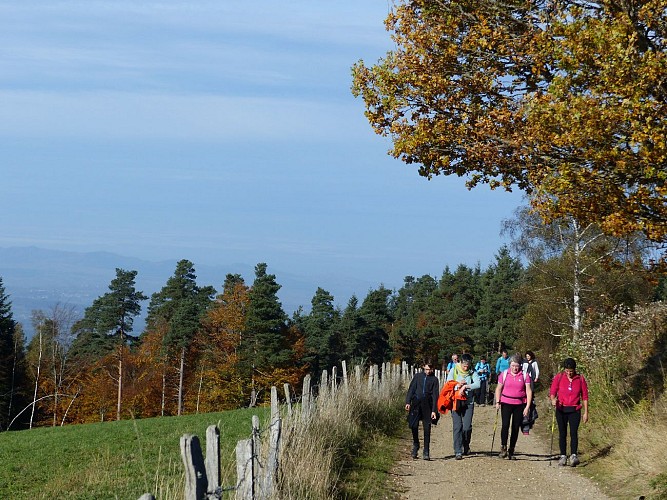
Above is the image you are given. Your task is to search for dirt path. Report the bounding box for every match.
[390,404,609,499]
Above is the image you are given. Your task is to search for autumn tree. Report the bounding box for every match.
[505,206,657,345]
[146,260,215,416]
[70,269,147,420]
[196,274,250,411]
[352,0,667,244]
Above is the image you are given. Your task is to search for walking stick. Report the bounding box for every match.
[490,407,499,454]
[549,405,556,465]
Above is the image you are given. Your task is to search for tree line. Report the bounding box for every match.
[0,207,664,430]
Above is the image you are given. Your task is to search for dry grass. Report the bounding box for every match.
[559,302,667,499]
[276,376,404,499]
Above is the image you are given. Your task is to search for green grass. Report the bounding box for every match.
[0,407,270,500]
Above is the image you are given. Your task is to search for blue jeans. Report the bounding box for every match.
[451,403,475,455]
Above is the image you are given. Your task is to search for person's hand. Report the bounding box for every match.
[431,411,436,420]
[582,411,589,424]
[523,405,530,417]
[551,398,557,407]
[495,401,501,409]
[405,404,410,412]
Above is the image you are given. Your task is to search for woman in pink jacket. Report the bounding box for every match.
[550,357,589,467]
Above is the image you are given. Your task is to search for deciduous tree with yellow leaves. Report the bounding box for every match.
[352,0,667,244]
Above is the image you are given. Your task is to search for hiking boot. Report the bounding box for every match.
[423,449,430,461]
[570,454,580,467]
[499,446,508,459]
[507,449,516,460]
[411,444,419,459]
[558,455,568,466]
[455,454,463,460]
[463,446,470,456]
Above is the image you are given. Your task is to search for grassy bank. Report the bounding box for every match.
[555,302,667,499]
[0,407,269,499]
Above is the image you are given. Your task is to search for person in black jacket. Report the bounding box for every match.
[405,358,440,460]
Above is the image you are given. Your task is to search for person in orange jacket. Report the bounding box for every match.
[446,353,480,460]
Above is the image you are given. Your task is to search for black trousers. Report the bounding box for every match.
[475,379,488,404]
[556,409,581,455]
[500,403,523,452]
[411,412,433,452]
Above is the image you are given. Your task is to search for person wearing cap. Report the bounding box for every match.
[446,353,480,460]
[550,357,589,467]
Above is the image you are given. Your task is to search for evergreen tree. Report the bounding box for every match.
[0,277,18,430]
[70,269,147,420]
[476,247,525,355]
[146,260,215,415]
[303,288,340,377]
[242,263,291,371]
[357,286,394,366]
[390,275,438,365]
[339,295,363,362]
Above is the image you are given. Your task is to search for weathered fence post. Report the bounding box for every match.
[138,494,155,500]
[342,360,349,393]
[301,374,311,419]
[180,434,208,500]
[235,439,253,500]
[355,365,361,385]
[331,366,337,393]
[262,386,282,499]
[320,369,328,398]
[283,383,292,416]
[251,415,261,495]
[206,425,220,495]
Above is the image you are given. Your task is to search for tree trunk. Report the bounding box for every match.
[177,346,185,416]
[30,327,43,429]
[116,350,123,421]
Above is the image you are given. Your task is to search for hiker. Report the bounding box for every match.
[446,353,459,377]
[405,358,440,460]
[495,353,533,460]
[550,357,589,467]
[447,353,480,460]
[474,355,490,405]
[494,350,509,386]
[523,350,540,388]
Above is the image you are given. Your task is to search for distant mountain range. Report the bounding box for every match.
[0,246,378,339]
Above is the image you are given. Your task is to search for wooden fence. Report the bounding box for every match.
[138,360,419,500]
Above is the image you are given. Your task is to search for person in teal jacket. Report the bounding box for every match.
[474,356,490,405]
[495,350,510,382]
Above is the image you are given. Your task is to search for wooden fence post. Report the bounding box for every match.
[180,434,208,500]
[320,369,328,398]
[263,390,282,499]
[251,415,261,495]
[355,365,361,385]
[342,360,349,393]
[206,425,220,495]
[301,374,311,419]
[235,439,253,500]
[331,366,337,393]
[283,383,292,416]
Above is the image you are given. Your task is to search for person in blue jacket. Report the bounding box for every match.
[495,350,510,383]
[474,355,490,405]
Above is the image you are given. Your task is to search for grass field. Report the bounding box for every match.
[0,407,270,499]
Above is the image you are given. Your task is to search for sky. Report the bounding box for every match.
[0,1,524,297]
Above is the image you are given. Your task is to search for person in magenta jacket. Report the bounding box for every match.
[550,358,589,467]
[494,353,533,460]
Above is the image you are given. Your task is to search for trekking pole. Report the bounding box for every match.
[549,405,556,466]
[490,407,499,454]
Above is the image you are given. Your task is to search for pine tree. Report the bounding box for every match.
[303,287,340,377]
[357,286,394,366]
[146,260,215,415]
[0,277,17,430]
[70,269,147,420]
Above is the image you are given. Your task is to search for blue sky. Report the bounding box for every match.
[0,1,523,295]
